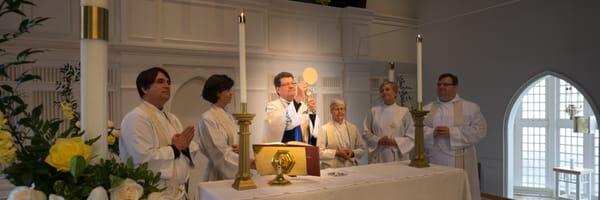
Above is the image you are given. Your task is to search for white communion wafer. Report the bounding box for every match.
[302,67,318,85]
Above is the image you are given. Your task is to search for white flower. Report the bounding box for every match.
[109,178,143,200]
[7,186,46,200]
[87,186,108,200]
[49,194,65,200]
[110,129,120,137]
[107,120,114,129]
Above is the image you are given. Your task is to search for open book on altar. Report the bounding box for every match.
[253,141,320,176]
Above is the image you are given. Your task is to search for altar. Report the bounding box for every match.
[197,160,471,200]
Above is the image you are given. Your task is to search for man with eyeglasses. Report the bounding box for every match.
[424,73,487,200]
[263,72,319,145]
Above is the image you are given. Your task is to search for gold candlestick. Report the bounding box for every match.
[409,102,430,168]
[232,103,257,190]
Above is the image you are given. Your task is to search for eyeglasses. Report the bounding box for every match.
[437,83,455,87]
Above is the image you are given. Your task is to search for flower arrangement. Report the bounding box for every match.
[397,74,413,107]
[0,1,162,199]
[107,121,120,156]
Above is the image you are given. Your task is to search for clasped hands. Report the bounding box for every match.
[171,125,195,151]
[335,148,354,160]
[377,136,397,146]
[433,126,450,138]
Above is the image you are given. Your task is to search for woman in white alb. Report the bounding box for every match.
[363,80,414,163]
[317,99,364,169]
[196,74,239,181]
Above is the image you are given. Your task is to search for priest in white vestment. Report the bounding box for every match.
[263,72,319,144]
[120,67,198,199]
[317,98,364,169]
[424,73,487,200]
[363,80,415,163]
[197,74,239,181]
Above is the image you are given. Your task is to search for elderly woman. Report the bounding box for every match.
[363,80,414,164]
[196,74,239,181]
[317,98,364,169]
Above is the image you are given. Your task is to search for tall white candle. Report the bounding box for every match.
[239,12,247,104]
[417,34,423,103]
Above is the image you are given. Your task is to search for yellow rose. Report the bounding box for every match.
[60,101,75,121]
[0,131,14,144]
[0,131,16,166]
[0,112,7,130]
[45,137,92,171]
[107,134,116,145]
[0,147,16,166]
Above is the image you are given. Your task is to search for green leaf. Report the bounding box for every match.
[70,155,87,179]
[109,175,124,188]
[31,104,42,118]
[53,180,66,194]
[1,84,12,92]
[85,135,100,145]
[126,157,134,169]
[16,73,40,84]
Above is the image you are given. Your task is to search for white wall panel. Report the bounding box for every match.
[268,15,295,53]
[31,0,75,37]
[244,9,267,48]
[162,0,237,46]
[368,23,416,63]
[319,21,342,56]
[295,19,319,54]
[126,0,158,41]
[353,23,370,58]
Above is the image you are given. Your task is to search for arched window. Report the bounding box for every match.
[506,74,598,199]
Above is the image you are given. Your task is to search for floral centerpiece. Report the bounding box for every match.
[107,121,120,156]
[0,1,161,199]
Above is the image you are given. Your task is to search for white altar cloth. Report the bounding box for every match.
[197,160,471,200]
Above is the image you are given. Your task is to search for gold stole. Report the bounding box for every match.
[211,106,238,145]
[427,100,465,169]
[325,122,357,166]
[139,102,182,185]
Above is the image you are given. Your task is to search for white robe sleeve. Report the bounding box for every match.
[198,116,238,179]
[350,124,365,159]
[449,104,487,150]
[423,104,435,147]
[264,101,285,143]
[393,112,415,155]
[362,109,381,153]
[120,112,175,176]
[264,101,303,142]
[317,125,336,160]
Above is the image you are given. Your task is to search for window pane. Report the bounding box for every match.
[559,128,584,168]
[521,127,546,188]
[522,79,546,119]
